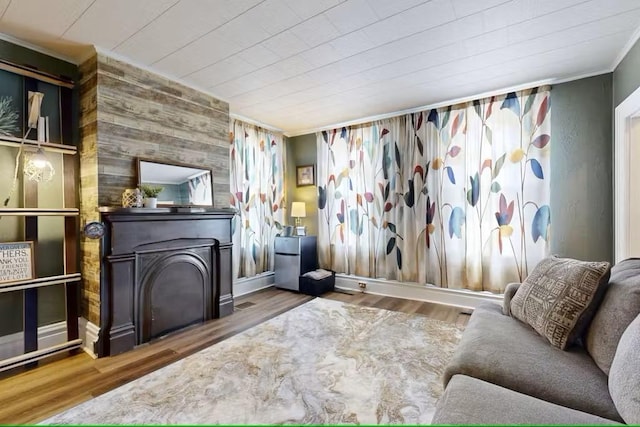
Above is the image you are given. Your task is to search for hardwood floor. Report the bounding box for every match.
[0,288,470,424]
[322,290,471,327]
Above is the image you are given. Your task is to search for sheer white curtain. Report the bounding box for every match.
[188,172,212,205]
[316,121,403,279]
[230,120,286,279]
[316,88,551,292]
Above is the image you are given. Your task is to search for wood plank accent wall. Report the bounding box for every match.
[95,53,230,207]
[78,52,230,326]
[79,55,100,325]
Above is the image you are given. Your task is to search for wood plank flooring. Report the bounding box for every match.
[0,288,470,424]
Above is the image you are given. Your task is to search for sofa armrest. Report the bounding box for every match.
[502,282,521,316]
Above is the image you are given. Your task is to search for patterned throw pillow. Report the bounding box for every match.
[510,256,611,350]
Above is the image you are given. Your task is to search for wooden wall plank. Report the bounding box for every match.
[78,57,100,325]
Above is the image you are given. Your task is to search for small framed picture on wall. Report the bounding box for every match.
[296,164,315,186]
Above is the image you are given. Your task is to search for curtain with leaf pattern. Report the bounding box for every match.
[316,87,551,292]
[230,120,286,279]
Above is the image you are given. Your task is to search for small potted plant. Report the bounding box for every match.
[140,184,163,208]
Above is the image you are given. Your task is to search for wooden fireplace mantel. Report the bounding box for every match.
[96,207,236,357]
[99,206,237,214]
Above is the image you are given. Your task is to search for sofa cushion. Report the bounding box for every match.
[586,258,640,374]
[444,302,622,421]
[433,375,621,425]
[510,256,610,349]
[609,313,640,424]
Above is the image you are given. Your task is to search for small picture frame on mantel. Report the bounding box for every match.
[296,164,315,187]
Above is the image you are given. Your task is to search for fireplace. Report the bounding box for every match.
[97,207,235,357]
[136,239,215,343]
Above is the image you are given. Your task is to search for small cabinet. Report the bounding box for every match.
[274,236,318,291]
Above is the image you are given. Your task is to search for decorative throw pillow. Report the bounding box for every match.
[510,256,611,350]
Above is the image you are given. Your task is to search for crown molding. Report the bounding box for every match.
[76,46,98,65]
[93,46,231,105]
[0,31,624,137]
[284,69,611,137]
[229,113,285,134]
[0,32,81,65]
[611,24,640,71]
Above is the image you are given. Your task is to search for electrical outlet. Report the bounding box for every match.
[358,281,367,290]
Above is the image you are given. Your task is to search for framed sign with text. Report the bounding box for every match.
[0,242,34,283]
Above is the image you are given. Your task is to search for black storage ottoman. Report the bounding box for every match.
[299,270,335,296]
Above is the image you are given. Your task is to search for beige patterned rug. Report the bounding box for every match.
[42,298,462,424]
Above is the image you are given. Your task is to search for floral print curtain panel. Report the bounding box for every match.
[230,120,286,279]
[316,87,551,292]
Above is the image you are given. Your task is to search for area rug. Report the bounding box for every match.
[42,298,463,424]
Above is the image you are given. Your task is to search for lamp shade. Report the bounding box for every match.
[291,202,306,218]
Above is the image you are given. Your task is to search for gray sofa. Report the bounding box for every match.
[433,258,640,424]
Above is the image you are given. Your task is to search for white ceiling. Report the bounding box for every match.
[0,0,639,135]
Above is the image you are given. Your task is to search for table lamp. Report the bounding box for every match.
[291,202,306,236]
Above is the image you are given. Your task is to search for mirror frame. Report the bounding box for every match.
[136,158,214,207]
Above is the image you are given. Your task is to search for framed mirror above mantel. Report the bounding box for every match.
[137,158,213,207]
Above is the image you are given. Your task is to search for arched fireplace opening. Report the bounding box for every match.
[137,246,215,343]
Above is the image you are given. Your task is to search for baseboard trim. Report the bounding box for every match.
[78,317,100,359]
[233,271,275,297]
[0,321,68,360]
[335,274,502,310]
[231,271,501,308]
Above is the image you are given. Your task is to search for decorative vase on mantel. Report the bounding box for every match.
[144,197,158,208]
[121,188,142,208]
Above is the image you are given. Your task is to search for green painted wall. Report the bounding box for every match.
[614,38,640,106]
[286,134,318,237]
[550,74,613,262]
[286,74,615,266]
